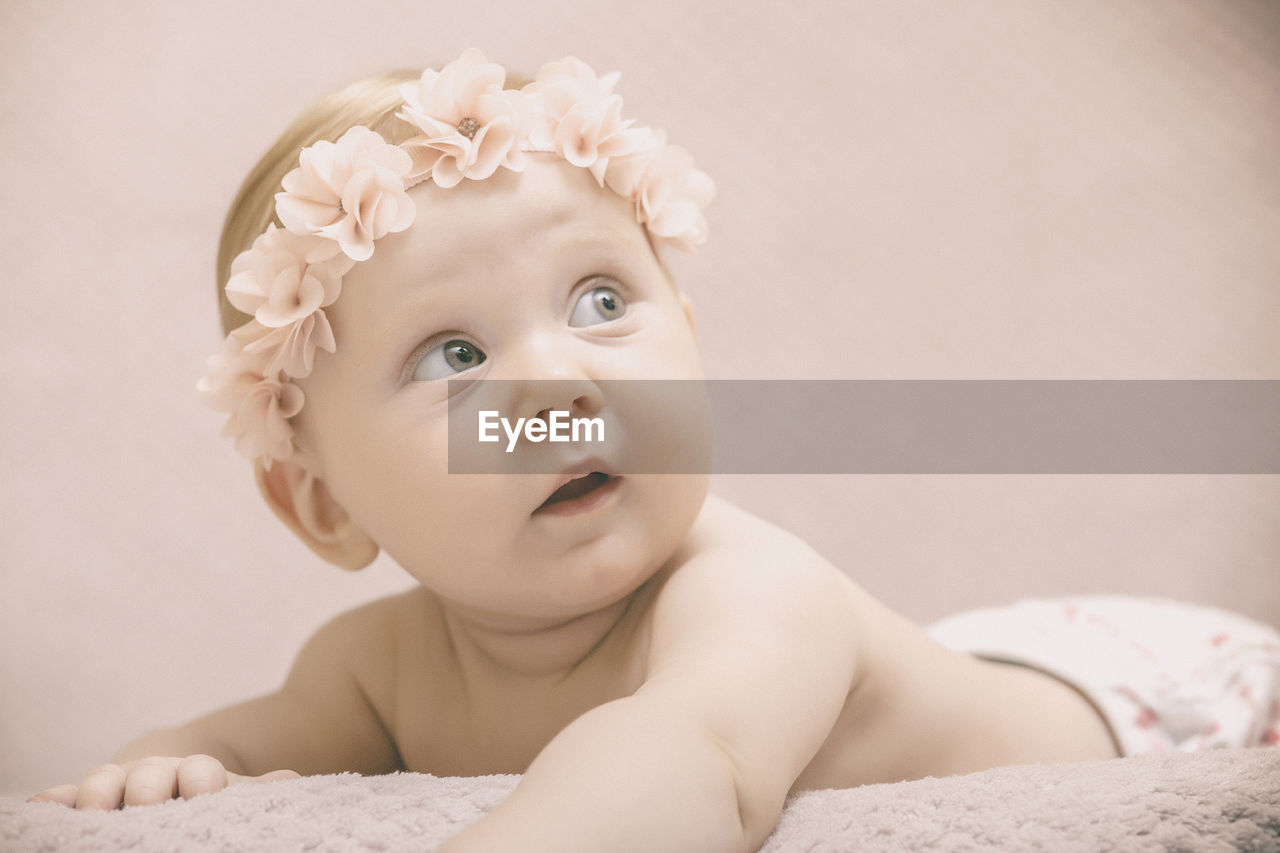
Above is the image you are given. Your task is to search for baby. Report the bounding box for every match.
[30,50,1280,852]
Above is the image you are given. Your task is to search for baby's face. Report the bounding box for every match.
[293,157,709,623]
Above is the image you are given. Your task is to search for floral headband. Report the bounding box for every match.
[198,49,714,467]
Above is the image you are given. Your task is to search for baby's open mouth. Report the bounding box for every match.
[536,472,616,513]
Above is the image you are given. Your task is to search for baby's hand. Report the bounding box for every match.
[27,755,300,810]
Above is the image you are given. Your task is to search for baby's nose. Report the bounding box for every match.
[499,334,604,419]
[509,331,581,380]
[513,378,604,426]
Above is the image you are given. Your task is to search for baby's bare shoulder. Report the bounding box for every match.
[661,495,864,606]
[647,495,867,667]
[296,587,448,693]
[307,587,437,647]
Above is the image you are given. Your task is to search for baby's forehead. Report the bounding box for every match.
[415,155,641,241]
[343,158,651,293]
[322,161,650,340]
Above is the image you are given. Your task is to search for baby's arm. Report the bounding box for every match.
[30,598,403,809]
[444,511,861,853]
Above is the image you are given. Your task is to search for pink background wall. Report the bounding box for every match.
[2,0,1277,796]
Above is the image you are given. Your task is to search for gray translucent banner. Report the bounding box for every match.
[448,380,1280,474]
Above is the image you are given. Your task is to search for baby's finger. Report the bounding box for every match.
[27,783,79,806]
[225,767,301,789]
[247,769,301,784]
[120,756,182,774]
[74,764,127,810]
[123,762,178,807]
[175,754,228,799]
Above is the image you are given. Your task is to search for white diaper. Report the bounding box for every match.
[928,596,1280,756]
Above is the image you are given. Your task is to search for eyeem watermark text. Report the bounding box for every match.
[478,410,605,453]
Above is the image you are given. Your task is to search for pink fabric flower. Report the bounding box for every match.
[396,49,529,188]
[524,57,647,185]
[221,226,345,379]
[632,143,716,254]
[225,225,353,328]
[198,325,273,414]
[224,374,304,465]
[275,126,415,261]
[197,326,305,465]
[240,312,336,379]
[601,126,662,198]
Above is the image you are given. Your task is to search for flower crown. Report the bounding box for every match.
[199,49,714,468]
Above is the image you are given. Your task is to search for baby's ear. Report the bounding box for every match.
[678,291,697,338]
[254,458,378,571]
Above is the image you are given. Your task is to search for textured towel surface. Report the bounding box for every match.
[5,749,1278,852]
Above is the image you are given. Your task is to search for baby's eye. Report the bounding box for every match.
[569,285,627,327]
[411,338,487,381]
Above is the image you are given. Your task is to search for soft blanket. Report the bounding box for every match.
[5,749,1278,852]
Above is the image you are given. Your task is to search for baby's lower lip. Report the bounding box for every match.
[533,474,621,517]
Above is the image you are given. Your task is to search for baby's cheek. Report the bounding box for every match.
[324,448,437,547]
[375,475,502,563]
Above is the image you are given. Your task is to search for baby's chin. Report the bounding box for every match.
[534,472,710,611]
[399,470,709,618]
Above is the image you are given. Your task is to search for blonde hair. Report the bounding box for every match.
[215,70,422,333]
[216,68,537,334]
